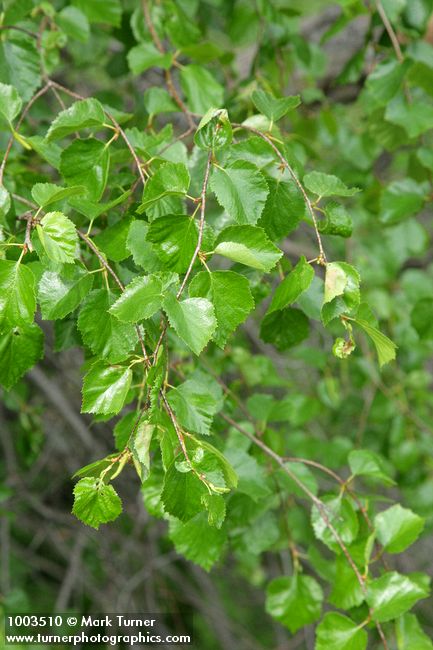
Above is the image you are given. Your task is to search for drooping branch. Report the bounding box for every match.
[221,413,389,650]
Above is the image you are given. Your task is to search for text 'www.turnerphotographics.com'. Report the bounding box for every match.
[4,613,194,646]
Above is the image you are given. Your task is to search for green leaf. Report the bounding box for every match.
[260,307,309,350]
[169,512,226,570]
[189,270,255,347]
[348,449,395,486]
[322,262,360,324]
[267,257,314,314]
[26,136,62,169]
[0,82,22,125]
[0,31,41,102]
[257,177,304,240]
[92,215,133,263]
[353,318,397,367]
[396,613,433,650]
[265,574,323,633]
[380,0,406,23]
[224,448,269,501]
[144,87,178,117]
[319,201,353,238]
[210,160,269,225]
[109,275,164,323]
[379,179,425,225]
[201,493,226,529]
[68,190,131,221]
[329,554,365,610]
[146,214,198,273]
[239,510,279,555]
[167,371,223,435]
[386,94,433,138]
[60,138,110,201]
[366,59,410,106]
[194,108,232,151]
[311,495,359,552]
[229,135,276,168]
[196,440,238,490]
[0,260,36,331]
[412,297,433,339]
[71,0,122,26]
[252,90,301,122]
[78,289,138,362]
[36,212,78,263]
[0,323,44,390]
[315,612,368,650]
[304,171,360,197]
[367,571,430,623]
[324,261,359,304]
[163,293,216,355]
[31,182,86,208]
[161,459,207,521]
[126,220,161,271]
[138,162,190,215]
[72,477,122,529]
[57,6,90,42]
[81,361,132,415]
[213,225,282,272]
[375,504,424,554]
[180,64,224,115]
[114,411,136,451]
[0,186,11,225]
[131,419,154,483]
[53,318,80,352]
[127,43,172,75]
[46,98,106,141]
[38,265,93,320]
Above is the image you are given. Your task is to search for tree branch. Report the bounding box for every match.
[375,1,404,63]
[220,413,389,649]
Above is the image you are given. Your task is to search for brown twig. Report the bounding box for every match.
[177,151,212,297]
[161,393,191,464]
[24,215,34,252]
[375,1,404,63]
[0,25,38,38]
[77,231,124,292]
[12,193,38,209]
